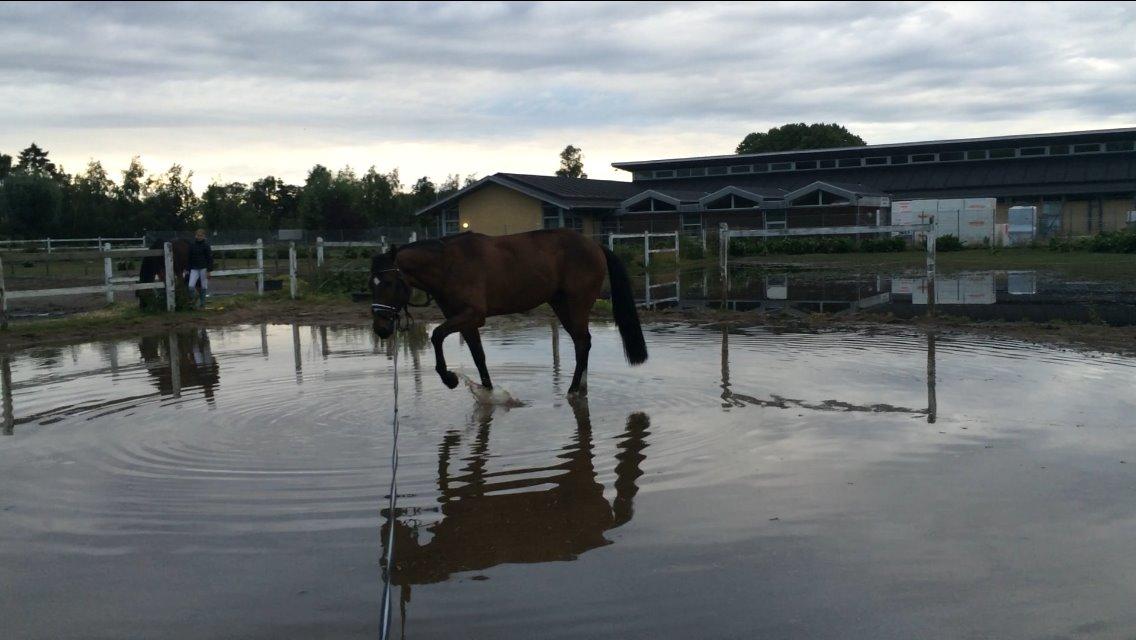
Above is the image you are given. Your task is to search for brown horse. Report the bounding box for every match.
[370,229,647,396]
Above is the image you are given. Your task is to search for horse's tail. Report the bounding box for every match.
[601,246,648,365]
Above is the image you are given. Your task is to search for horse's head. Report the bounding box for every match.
[370,246,412,339]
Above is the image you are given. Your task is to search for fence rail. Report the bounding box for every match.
[0,237,147,253]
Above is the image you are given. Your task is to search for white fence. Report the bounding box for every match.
[0,236,147,253]
[0,243,175,328]
[210,239,267,295]
[608,231,679,268]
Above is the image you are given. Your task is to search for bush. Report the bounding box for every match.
[679,234,704,260]
[1049,230,1136,253]
[859,237,907,253]
[936,234,964,251]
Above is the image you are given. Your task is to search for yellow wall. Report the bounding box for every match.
[458,184,542,235]
[997,198,1135,236]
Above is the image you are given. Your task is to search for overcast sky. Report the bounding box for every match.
[3,1,1134,190]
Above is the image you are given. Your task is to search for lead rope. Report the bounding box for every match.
[379,327,399,640]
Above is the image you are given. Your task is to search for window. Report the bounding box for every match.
[1105,141,1135,152]
[1019,147,1047,156]
[752,163,769,172]
[654,169,675,178]
[565,214,584,232]
[819,159,837,169]
[1049,145,1069,155]
[838,157,862,168]
[769,162,792,171]
[676,168,692,177]
[707,166,728,176]
[764,210,787,230]
[966,150,987,160]
[627,197,675,213]
[729,164,751,174]
[633,171,652,181]
[681,213,702,233]
[864,156,889,166]
[988,148,1015,159]
[939,151,964,161]
[689,167,707,177]
[706,193,758,210]
[890,155,909,164]
[911,153,936,163]
[441,208,460,235]
[796,160,817,170]
[1073,143,1101,153]
[542,203,563,229]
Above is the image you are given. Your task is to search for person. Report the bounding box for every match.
[187,228,214,309]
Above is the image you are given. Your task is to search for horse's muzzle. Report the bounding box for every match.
[371,304,398,339]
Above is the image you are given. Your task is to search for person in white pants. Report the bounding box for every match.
[187,228,214,308]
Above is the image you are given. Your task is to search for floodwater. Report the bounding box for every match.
[2,323,1136,639]
[638,266,1136,325]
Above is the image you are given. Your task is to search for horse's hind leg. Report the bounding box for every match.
[461,328,492,389]
[551,299,592,396]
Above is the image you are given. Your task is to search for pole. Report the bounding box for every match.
[316,236,324,268]
[673,231,679,262]
[926,331,937,424]
[163,242,176,312]
[103,243,115,304]
[379,328,401,640]
[289,242,298,299]
[256,238,265,296]
[168,331,181,398]
[701,227,707,255]
[0,253,7,330]
[719,223,729,274]
[643,231,650,268]
[926,217,937,317]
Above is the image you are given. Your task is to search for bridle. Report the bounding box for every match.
[371,267,432,331]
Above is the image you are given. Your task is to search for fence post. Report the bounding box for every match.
[643,231,650,268]
[316,237,324,268]
[719,223,729,274]
[701,227,707,254]
[103,243,115,304]
[0,253,7,330]
[256,238,265,296]
[289,242,298,299]
[409,231,417,243]
[163,242,176,312]
[926,217,937,317]
[46,238,52,254]
[673,232,679,261]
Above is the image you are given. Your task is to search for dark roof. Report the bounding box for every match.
[414,173,639,217]
[629,153,1136,199]
[612,127,1136,170]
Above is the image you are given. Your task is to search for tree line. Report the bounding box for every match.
[0,143,474,239]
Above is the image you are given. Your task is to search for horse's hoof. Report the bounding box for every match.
[440,370,459,389]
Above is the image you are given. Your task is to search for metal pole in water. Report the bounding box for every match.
[0,253,7,330]
[379,329,401,640]
[926,217,937,317]
[926,331,937,424]
[1,354,13,436]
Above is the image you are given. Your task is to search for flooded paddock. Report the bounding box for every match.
[638,266,1136,325]
[2,322,1136,639]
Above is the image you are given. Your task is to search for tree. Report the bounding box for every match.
[142,164,199,232]
[736,123,866,154]
[438,173,461,197]
[249,176,299,230]
[0,173,63,237]
[0,154,11,180]
[66,161,117,236]
[15,143,61,179]
[555,145,587,178]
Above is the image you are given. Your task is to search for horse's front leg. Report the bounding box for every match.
[461,328,492,389]
[431,309,484,389]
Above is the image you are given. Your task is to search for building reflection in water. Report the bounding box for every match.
[380,399,651,628]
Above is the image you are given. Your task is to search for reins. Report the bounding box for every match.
[379,323,400,640]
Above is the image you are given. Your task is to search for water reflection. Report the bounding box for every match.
[663,267,1136,325]
[138,330,220,403]
[382,399,650,607]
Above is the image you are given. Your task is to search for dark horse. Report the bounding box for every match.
[370,229,647,395]
[137,238,191,309]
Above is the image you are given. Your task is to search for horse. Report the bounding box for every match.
[137,238,191,310]
[369,229,648,396]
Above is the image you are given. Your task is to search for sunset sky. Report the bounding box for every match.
[3,1,1134,191]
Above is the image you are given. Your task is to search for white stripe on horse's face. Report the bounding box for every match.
[373,277,381,286]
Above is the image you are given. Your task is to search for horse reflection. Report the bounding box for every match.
[138,329,221,403]
[382,400,650,588]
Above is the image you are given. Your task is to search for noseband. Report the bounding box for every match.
[372,267,412,331]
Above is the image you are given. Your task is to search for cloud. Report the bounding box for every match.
[1,1,1133,189]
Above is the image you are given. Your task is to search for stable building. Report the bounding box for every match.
[416,128,1136,238]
